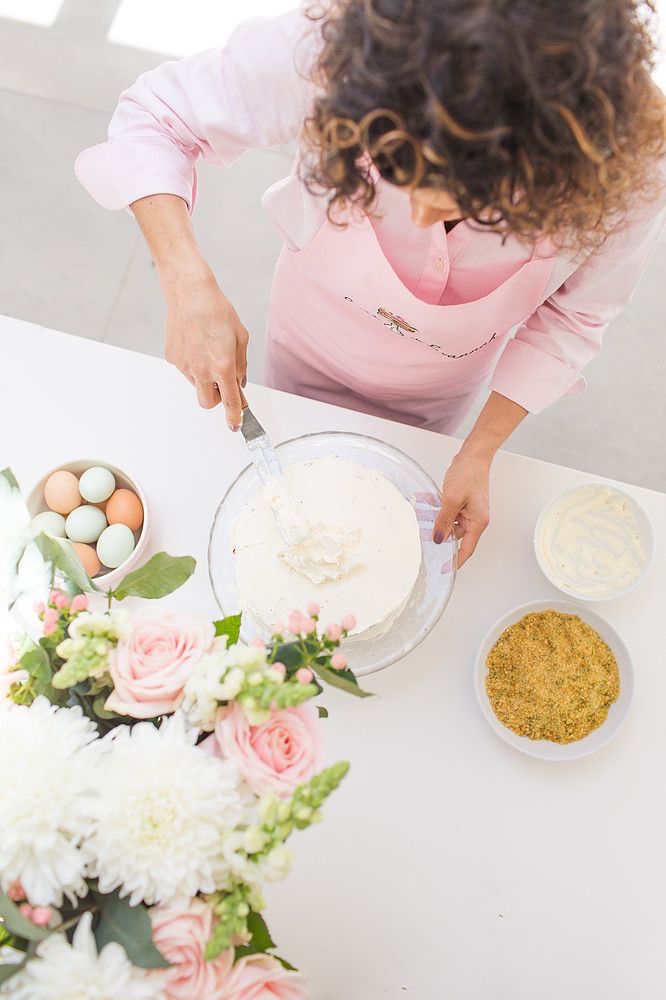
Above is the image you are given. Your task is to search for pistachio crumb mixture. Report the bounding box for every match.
[485,611,620,744]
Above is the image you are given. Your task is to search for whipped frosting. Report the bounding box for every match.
[262,475,309,547]
[232,456,422,634]
[536,485,649,597]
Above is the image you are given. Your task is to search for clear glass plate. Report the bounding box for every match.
[208,431,456,676]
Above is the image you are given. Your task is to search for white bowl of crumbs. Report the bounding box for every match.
[533,482,654,601]
[474,600,634,761]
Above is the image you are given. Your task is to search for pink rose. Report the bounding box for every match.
[150,899,234,1000]
[105,611,214,719]
[220,954,309,1000]
[215,702,324,798]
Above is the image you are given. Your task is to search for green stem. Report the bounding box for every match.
[56,905,98,935]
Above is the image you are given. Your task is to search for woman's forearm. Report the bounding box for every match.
[129,193,249,425]
[130,194,210,286]
[433,392,528,565]
[460,391,528,462]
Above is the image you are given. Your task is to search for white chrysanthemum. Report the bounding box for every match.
[182,641,267,731]
[88,713,242,905]
[4,912,165,1000]
[0,697,99,906]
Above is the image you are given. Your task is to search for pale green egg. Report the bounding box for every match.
[32,510,66,538]
[65,505,107,544]
[96,523,135,568]
[79,466,116,504]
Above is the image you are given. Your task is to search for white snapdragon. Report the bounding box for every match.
[182,641,269,731]
[67,609,131,642]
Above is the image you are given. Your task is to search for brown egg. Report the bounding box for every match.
[106,489,144,532]
[44,470,81,516]
[72,541,101,578]
[87,499,108,513]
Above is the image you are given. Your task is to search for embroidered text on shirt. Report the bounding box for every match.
[344,297,498,359]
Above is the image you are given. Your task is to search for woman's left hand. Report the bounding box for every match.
[433,449,491,568]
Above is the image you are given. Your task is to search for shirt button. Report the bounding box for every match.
[435,257,444,271]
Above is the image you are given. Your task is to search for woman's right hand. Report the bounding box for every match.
[163,263,249,430]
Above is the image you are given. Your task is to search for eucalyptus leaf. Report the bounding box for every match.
[0,894,50,943]
[33,533,100,594]
[317,705,329,719]
[311,661,372,699]
[19,645,51,686]
[92,694,116,720]
[1,468,19,491]
[16,644,64,703]
[111,553,196,601]
[213,614,242,645]
[94,892,170,969]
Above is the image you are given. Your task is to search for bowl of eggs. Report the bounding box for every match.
[27,460,148,588]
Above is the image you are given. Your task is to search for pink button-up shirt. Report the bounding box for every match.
[75,7,665,414]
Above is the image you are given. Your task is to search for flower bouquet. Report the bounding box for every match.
[0,469,370,998]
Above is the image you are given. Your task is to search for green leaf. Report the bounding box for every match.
[233,911,276,961]
[111,553,196,601]
[271,640,371,697]
[33,532,100,594]
[94,892,170,969]
[15,643,67,705]
[317,705,329,719]
[246,911,275,951]
[0,894,50,943]
[1,468,19,491]
[274,955,297,971]
[19,645,51,686]
[271,640,319,674]
[213,614,242,645]
[92,694,116,720]
[311,661,372,699]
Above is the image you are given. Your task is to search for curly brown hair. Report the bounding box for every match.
[301,0,665,253]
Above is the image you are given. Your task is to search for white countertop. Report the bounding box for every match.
[2,315,665,999]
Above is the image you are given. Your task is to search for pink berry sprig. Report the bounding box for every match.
[35,590,89,646]
[18,904,53,929]
[266,605,370,699]
[272,605,357,671]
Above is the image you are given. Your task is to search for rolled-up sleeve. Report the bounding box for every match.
[490,195,665,413]
[74,8,314,212]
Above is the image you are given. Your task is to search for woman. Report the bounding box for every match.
[76,0,665,566]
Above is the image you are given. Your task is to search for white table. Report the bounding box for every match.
[2,315,665,999]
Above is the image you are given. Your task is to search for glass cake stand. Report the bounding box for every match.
[208,431,456,676]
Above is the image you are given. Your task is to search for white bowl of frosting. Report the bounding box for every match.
[533,482,653,601]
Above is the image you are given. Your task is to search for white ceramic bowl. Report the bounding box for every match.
[27,459,149,589]
[533,482,654,602]
[474,599,634,761]
[208,431,457,676]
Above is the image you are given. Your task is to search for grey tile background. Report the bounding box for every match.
[1,0,664,490]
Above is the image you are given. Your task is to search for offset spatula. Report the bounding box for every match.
[240,400,307,546]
